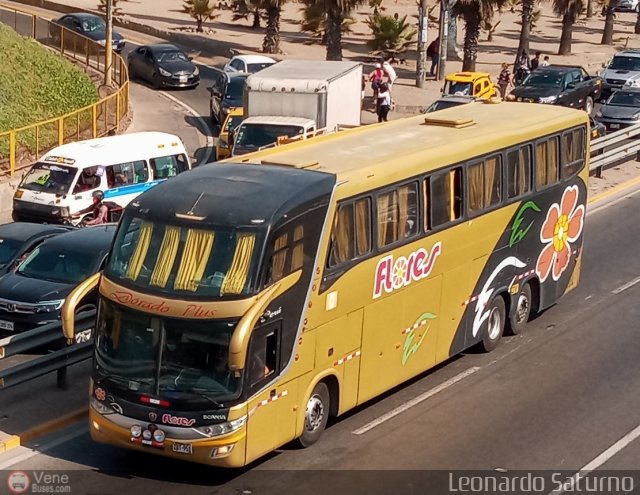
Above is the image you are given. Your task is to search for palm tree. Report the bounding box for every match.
[261,0,285,53]
[453,0,506,72]
[517,0,535,54]
[601,0,618,44]
[366,13,416,53]
[98,0,123,16]
[181,0,218,32]
[552,0,583,54]
[299,1,355,44]
[635,5,640,33]
[231,0,262,28]
[586,0,594,17]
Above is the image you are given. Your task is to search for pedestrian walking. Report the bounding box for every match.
[369,63,385,109]
[531,51,542,71]
[498,63,511,99]
[514,50,531,85]
[540,55,550,67]
[427,37,440,76]
[377,83,392,122]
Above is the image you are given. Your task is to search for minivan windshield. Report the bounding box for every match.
[21,162,77,194]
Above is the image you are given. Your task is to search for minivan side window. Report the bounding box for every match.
[150,154,188,179]
[105,160,149,188]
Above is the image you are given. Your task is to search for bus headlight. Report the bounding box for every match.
[142,429,152,440]
[130,425,142,438]
[153,429,166,442]
[210,444,235,458]
[197,415,247,437]
[90,397,114,415]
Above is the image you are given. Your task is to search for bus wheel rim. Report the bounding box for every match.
[488,306,502,340]
[515,293,529,324]
[305,394,325,432]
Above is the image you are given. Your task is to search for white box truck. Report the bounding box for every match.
[231,60,362,156]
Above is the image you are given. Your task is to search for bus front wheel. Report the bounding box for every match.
[479,296,506,353]
[298,382,330,447]
[507,283,532,335]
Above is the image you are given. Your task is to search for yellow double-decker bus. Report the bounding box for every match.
[67,101,588,467]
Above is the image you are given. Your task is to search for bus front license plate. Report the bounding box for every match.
[0,320,14,331]
[172,442,192,455]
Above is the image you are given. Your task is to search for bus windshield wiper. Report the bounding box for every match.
[197,393,223,409]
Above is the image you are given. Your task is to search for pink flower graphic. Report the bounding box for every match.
[536,185,585,282]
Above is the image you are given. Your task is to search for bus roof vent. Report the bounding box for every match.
[422,116,475,128]
[260,158,320,169]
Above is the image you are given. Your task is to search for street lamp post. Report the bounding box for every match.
[104,0,113,86]
[416,0,429,88]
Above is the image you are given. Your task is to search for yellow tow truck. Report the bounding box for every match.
[442,72,498,99]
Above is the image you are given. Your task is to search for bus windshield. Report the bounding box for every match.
[106,214,263,298]
[21,162,77,194]
[95,299,241,402]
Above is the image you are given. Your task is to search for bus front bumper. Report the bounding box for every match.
[89,408,248,468]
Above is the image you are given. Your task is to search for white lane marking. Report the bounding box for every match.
[547,423,640,495]
[352,366,481,435]
[0,424,86,470]
[612,275,640,294]
[159,90,215,165]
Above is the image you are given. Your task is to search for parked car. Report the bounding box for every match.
[594,87,640,131]
[49,13,125,53]
[615,0,639,12]
[216,108,244,160]
[0,225,116,336]
[442,72,497,99]
[224,54,276,74]
[208,72,249,125]
[600,49,640,99]
[0,223,71,278]
[423,95,478,113]
[127,44,199,89]
[508,65,602,114]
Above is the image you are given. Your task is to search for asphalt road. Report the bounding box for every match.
[1,188,640,494]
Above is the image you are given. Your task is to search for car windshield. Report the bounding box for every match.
[607,91,640,107]
[18,244,99,284]
[21,162,77,194]
[247,62,274,73]
[95,299,241,402]
[444,81,472,95]
[426,100,467,113]
[235,123,304,150]
[224,115,244,133]
[156,50,190,64]
[106,214,263,298]
[0,238,23,267]
[609,56,640,71]
[225,78,246,99]
[522,71,563,87]
[80,16,105,32]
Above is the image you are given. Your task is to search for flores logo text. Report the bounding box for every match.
[373,242,442,299]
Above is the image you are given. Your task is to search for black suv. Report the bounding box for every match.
[0,225,116,336]
[509,65,603,114]
[208,72,249,125]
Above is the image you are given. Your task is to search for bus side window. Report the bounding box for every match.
[467,154,502,214]
[266,224,304,285]
[535,136,559,189]
[327,197,371,268]
[376,182,418,248]
[426,167,462,228]
[561,128,585,179]
[247,326,279,389]
[507,145,532,199]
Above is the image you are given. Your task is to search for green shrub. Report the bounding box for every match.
[0,23,99,158]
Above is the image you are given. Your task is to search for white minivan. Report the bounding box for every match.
[13,132,191,224]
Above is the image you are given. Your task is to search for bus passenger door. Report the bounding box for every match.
[245,321,299,462]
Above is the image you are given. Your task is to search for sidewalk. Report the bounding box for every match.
[9,0,640,117]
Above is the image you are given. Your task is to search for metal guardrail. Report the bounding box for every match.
[0,310,96,390]
[0,4,129,176]
[590,122,640,177]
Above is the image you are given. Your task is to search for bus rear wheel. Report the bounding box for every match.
[298,382,330,448]
[507,283,532,335]
[479,296,505,353]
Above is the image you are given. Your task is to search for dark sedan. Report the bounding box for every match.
[128,44,200,89]
[209,72,249,124]
[0,223,71,278]
[595,88,640,131]
[0,225,116,336]
[50,13,125,53]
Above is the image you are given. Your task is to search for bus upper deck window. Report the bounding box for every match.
[561,128,585,179]
[426,167,462,228]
